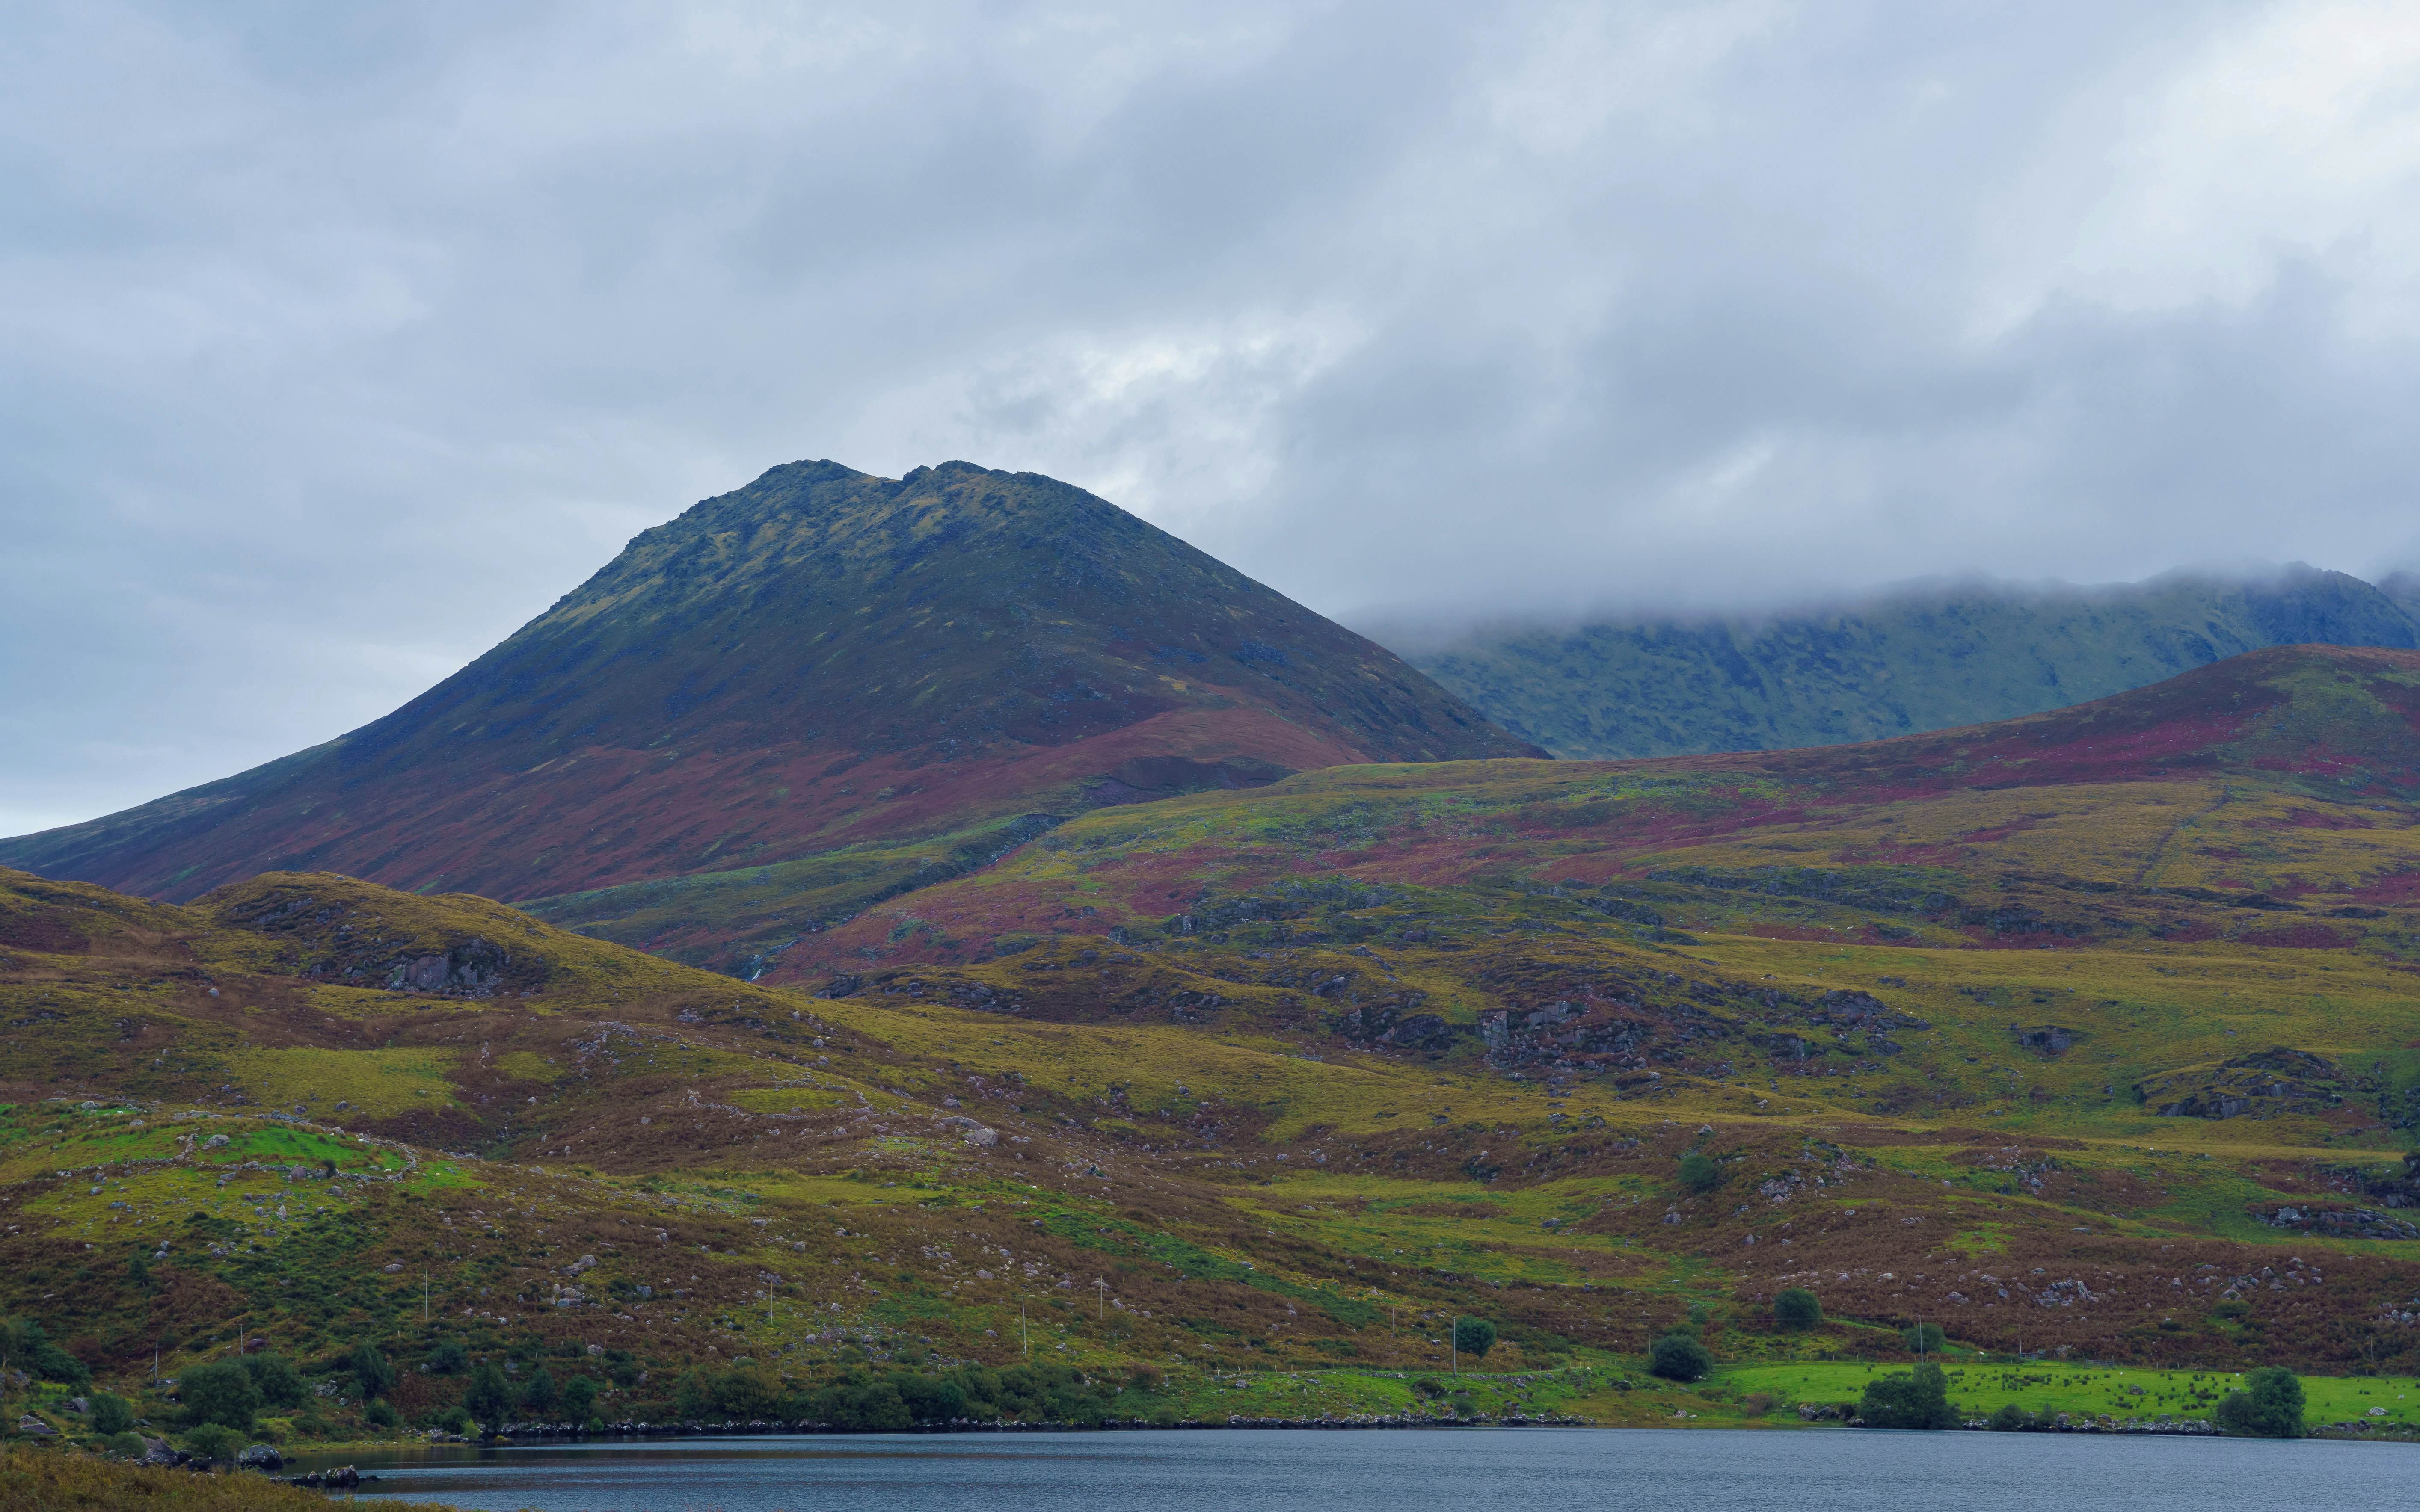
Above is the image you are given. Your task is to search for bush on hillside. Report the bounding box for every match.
[180,1361,262,1431]
[350,1343,396,1401]
[181,1422,240,1462]
[1452,1317,1497,1360]
[1648,1333,1712,1382]
[0,1317,88,1386]
[1773,1288,1821,1330]
[463,1364,514,1436]
[425,1340,469,1376]
[1860,1363,1954,1430]
[2215,1368,2304,1439]
[1678,1152,1723,1193]
[87,1392,136,1436]
[1901,1322,1946,1356]
[242,1353,306,1409]
[561,1375,600,1423]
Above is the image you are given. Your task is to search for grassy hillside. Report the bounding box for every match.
[9,648,2420,1451]
[8,646,2420,1451]
[0,461,1533,906]
[1403,565,2420,758]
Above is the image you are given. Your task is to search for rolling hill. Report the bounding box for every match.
[0,461,1533,907]
[1400,564,2420,758]
[9,644,2420,1449]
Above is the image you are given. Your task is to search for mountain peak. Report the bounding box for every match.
[2,462,1538,904]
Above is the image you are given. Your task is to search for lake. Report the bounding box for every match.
[290,1427,2417,1512]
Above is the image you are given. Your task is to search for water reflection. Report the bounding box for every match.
[290,1428,2414,1512]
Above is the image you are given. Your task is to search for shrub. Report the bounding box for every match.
[88,1392,136,1436]
[433,1405,472,1436]
[1678,1151,1723,1193]
[350,1343,395,1401]
[0,1317,89,1386]
[1986,1403,2031,1432]
[561,1376,600,1423]
[1451,1317,1497,1360]
[1901,1322,1946,1355]
[425,1340,470,1375]
[243,1353,306,1409]
[1648,1333,1712,1382]
[712,1363,783,1420]
[1773,1289,1821,1330]
[891,1373,966,1424]
[1412,1377,1445,1400]
[364,1401,399,1429]
[463,1364,513,1436]
[1860,1362,1954,1430]
[103,1429,147,1459]
[806,1376,911,1430]
[181,1423,240,1463]
[180,1360,262,1431]
[2215,1368,2304,1439]
[522,1365,558,1416]
[1126,1364,1164,1391]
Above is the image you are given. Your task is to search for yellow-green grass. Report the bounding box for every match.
[1719,1361,2420,1426]
[232,1046,460,1117]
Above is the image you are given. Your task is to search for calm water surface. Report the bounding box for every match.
[291,1429,2413,1512]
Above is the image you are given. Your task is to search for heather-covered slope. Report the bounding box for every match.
[14,647,2420,1443]
[1406,565,2420,758]
[0,461,1533,903]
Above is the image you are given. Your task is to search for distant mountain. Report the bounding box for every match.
[0,460,1536,903]
[1398,565,2420,758]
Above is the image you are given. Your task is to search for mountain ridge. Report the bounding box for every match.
[1403,564,2420,758]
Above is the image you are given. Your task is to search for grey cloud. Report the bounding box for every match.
[6,0,2418,831]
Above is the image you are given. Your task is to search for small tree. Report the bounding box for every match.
[1901,1322,1946,1357]
[463,1364,514,1437]
[182,1422,240,1463]
[673,1369,713,1421]
[714,1362,783,1419]
[561,1375,600,1423]
[522,1364,558,1416]
[88,1392,136,1436]
[350,1343,396,1401]
[1860,1362,1954,1429]
[180,1360,261,1431]
[242,1352,306,1409]
[1677,1151,1723,1193]
[1648,1332,1712,1382]
[426,1340,470,1376]
[1451,1317,1497,1362]
[1773,1289,1822,1331]
[2215,1367,2305,1439]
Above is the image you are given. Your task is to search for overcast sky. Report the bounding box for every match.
[9,1,2420,834]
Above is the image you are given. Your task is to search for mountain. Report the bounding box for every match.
[1399,564,2420,758]
[0,460,1535,905]
[12,643,2420,1443]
